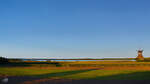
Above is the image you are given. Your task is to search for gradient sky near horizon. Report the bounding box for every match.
[1,0,150,58]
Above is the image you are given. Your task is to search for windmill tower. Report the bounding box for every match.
[136,49,144,61]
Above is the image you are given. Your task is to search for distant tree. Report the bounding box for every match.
[0,56,9,64]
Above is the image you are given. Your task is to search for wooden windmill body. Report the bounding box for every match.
[136,50,144,61]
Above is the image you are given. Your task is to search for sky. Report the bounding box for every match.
[0,0,150,58]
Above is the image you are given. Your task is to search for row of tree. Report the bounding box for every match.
[0,57,9,64]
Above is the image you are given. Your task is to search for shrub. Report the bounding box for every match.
[0,57,9,64]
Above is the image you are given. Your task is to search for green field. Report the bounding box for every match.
[1,61,150,80]
[1,68,150,80]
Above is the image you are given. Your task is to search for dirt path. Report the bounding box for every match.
[0,76,150,84]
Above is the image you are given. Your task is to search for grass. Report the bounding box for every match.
[1,61,150,80]
[0,67,67,76]
[63,70,150,80]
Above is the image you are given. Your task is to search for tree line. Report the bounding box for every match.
[0,57,9,64]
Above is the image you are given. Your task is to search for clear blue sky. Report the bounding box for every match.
[1,0,150,58]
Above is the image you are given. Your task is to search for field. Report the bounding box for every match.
[1,61,150,84]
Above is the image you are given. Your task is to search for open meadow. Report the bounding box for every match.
[1,61,150,84]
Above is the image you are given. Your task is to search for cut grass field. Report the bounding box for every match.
[1,67,150,80]
[1,61,150,84]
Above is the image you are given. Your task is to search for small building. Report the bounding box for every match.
[136,49,144,61]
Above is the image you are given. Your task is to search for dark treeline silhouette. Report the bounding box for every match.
[0,56,62,67]
[0,56,9,64]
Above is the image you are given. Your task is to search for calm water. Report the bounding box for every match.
[23,59,136,62]
[51,60,136,62]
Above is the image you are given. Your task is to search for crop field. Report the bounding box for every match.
[1,61,150,84]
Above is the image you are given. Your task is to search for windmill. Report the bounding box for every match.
[136,49,144,61]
